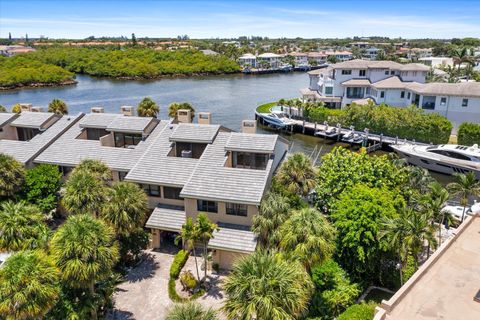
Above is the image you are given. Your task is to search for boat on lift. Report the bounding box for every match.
[258,110,295,129]
[391,144,480,178]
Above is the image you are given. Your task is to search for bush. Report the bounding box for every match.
[170,250,189,279]
[169,278,187,302]
[457,122,480,146]
[180,271,197,291]
[23,164,62,213]
[337,302,377,320]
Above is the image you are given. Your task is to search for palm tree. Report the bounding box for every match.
[196,213,218,280]
[101,181,147,235]
[176,218,201,281]
[252,192,291,248]
[50,214,119,320]
[62,170,108,217]
[0,250,60,320]
[137,97,159,117]
[0,105,6,112]
[447,172,480,222]
[380,208,436,272]
[279,207,336,272]
[276,153,317,197]
[166,302,218,320]
[223,251,313,320]
[73,159,112,181]
[451,47,474,71]
[422,182,450,246]
[48,98,68,115]
[0,153,25,199]
[168,102,196,121]
[0,201,49,252]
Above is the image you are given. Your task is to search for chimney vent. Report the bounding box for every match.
[197,112,212,125]
[30,106,44,112]
[91,107,104,113]
[241,120,257,134]
[177,109,192,123]
[19,103,32,112]
[120,106,135,116]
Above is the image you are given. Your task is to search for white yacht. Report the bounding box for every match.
[391,144,480,178]
[259,111,295,128]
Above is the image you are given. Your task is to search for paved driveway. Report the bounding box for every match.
[108,249,226,320]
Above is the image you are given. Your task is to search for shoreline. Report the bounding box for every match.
[0,79,78,91]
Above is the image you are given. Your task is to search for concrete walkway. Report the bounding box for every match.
[108,249,226,320]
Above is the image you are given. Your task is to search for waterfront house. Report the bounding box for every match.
[289,52,309,67]
[33,107,289,270]
[257,53,282,69]
[300,59,480,126]
[0,108,81,166]
[238,53,257,68]
[374,213,480,320]
[307,52,328,66]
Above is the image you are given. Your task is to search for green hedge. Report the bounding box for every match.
[303,102,452,144]
[256,102,277,114]
[168,278,187,302]
[457,122,480,146]
[170,249,189,279]
[337,302,377,320]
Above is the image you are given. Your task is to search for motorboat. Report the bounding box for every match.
[314,126,340,138]
[342,129,364,144]
[259,110,295,128]
[391,144,480,178]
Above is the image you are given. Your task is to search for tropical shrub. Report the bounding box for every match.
[168,102,196,120]
[331,184,404,283]
[336,302,377,320]
[170,249,189,279]
[0,153,25,199]
[48,98,68,114]
[457,122,480,146]
[23,164,62,213]
[309,260,360,319]
[166,302,217,320]
[137,97,159,117]
[180,270,198,291]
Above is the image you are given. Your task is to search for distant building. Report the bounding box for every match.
[363,47,381,60]
[222,41,241,48]
[238,53,257,68]
[200,49,218,56]
[418,57,454,68]
[374,213,480,320]
[289,52,309,67]
[257,53,282,69]
[300,59,480,126]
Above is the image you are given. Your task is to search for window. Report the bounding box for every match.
[197,200,217,213]
[359,70,366,77]
[380,91,385,98]
[440,97,447,106]
[385,70,389,75]
[234,152,269,170]
[407,92,411,99]
[142,184,160,197]
[118,171,127,181]
[85,128,109,141]
[341,70,352,75]
[462,99,468,107]
[114,132,143,148]
[413,71,417,76]
[226,203,248,217]
[164,187,183,200]
[325,86,333,95]
[401,91,405,98]
[17,127,40,141]
[390,70,395,75]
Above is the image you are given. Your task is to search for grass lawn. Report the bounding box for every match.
[256,101,277,113]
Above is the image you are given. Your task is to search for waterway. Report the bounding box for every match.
[0,73,451,183]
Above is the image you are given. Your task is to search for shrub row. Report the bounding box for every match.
[169,249,189,279]
[303,102,452,144]
[457,122,480,146]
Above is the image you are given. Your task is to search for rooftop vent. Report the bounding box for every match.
[177,109,192,123]
[30,106,44,112]
[198,112,212,125]
[91,107,104,113]
[241,120,257,134]
[120,106,135,116]
[19,103,32,112]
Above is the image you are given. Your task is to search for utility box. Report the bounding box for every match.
[241,120,257,134]
[120,106,135,116]
[198,112,212,125]
[177,109,192,123]
[91,107,104,113]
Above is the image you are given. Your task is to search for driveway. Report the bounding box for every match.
[108,249,226,320]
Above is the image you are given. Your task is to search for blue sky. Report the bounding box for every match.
[1,0,480,39]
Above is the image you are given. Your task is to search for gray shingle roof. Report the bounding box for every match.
[10,112,57,129]
[169,123,220,143]
[208,226,257,253]
[106,116,155,134]
[0,113,82,164]
[79,113,119,129]
[180,132,275,205]
[125,123,199,186]
[145,207,186,232]
[35,114,165,171]
[0,113,17,127]
[225,133,278,154]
